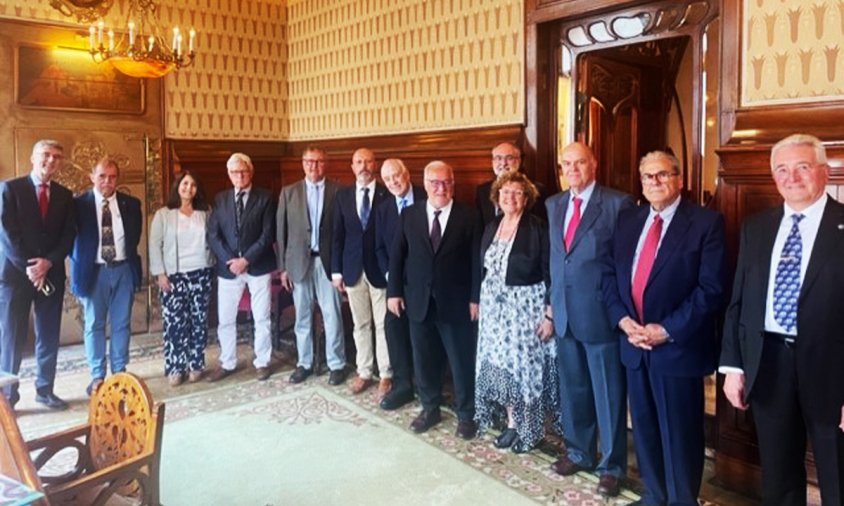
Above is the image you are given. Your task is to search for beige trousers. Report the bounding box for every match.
[345,272,390,379]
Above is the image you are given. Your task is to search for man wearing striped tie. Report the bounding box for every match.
[546,142,633,498]
[720,134,844,506]
[603,150,727,506]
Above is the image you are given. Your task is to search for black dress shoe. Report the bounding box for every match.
[327,369,346,386]
[289,366,313,384]
[410,408,442,433]
[596,474,621,497]
[35,393,68,411]
[379,388,414,410]
[494,428,518,449]
[455,419,477,440]
[511,437,535,454]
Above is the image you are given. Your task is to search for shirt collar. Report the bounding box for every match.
[570,180,596,204]
[783,193,827,221]
[305,178,324,190]
[648,195,682,221]
[30,173,48,186]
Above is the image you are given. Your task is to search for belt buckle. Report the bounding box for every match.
[782,337,796,348]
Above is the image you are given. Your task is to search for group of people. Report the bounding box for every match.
[1,133,841,505]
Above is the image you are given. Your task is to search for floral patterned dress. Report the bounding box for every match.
[474,236,560,447]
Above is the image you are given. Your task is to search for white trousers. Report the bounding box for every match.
[216,272,272,371]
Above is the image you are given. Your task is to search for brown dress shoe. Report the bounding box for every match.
[377,378,392,399]
[188,370,203,383]
[455,419,477,440]
[206,367,234,383]
[168,373,185,387]
[256,367,271,381]
[410,408,442,433]
[349,376,374,394]
[550,455,588,476]
[597,474,621,497]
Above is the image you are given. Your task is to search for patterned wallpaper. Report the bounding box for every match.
[285,0,524,140]
[742,0,844,106]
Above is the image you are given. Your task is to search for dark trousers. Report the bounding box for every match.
[751,340,844,506]
[408,298,476,421]
[0,278,64,405]
[627,358,704,506]
[385,310,413,394]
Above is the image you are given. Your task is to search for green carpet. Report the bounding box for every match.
[161,384,535,505]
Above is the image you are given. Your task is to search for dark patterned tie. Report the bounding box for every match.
[360,187,370,228]
[101,198,116,263]
[430,210,442,252]
[773,214,804,333]
[235,190,245,232]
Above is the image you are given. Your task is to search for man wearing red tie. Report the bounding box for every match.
[603,150,727,506]
[0,140,76,410]
[546,142,633,497]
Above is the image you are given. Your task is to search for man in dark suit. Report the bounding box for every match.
[387,160,481,440]
[0,140,75,410]
[720,134,844,506]
[70,158,142,396]
[546,142,633,497]
[374,158,424,410]
[331,148,391,396]
[277,146,347,386]
[603,151,727,506]
[476,142,547,226]
[207,153,276,382]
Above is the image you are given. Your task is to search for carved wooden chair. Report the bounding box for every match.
[0,392,48,505]
[26,372,165,506]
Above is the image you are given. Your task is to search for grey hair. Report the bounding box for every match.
[32,139,63,155]
[770,134,827,170]
[226,152,254,172]
[639,150,681,175]
[423,160,453,179]
[381,158,409,175]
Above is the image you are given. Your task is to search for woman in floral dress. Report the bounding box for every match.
[475,171,558,453]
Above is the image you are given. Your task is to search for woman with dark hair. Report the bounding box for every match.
[149,171,214,386]
[475,171,559,453]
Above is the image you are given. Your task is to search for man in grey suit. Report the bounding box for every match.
[546,141,633,497]
[277,146,347,386]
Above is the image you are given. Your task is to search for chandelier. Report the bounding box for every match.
[87,0,195,79]
[50,0,114,24]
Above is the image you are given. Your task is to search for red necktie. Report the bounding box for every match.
[38,183,49,219]
[563,196,581,251]
[631,214,663,322]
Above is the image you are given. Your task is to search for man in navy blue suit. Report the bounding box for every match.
[547,142,633,497]
[332,148,391,397]
[603,151,727,506]
[70,158,142,397]
[0,140,76,410]
[374,158,424,410]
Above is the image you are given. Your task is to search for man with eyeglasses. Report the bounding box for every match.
[331,148,391,397]
[277,147,347,387]
[387,160,481,440]
[207,153,277,382]
[477,142,547,226]
[546,142,633,498]
[720,134,844,505]
[0,140,76,410]
[602,150,727,506]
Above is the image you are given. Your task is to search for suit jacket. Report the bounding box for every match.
[720,197,844,422]
[0,176,76,286]
[480,212,549,288]
[207,187,276,279]
[546,185,633,343]
[374,185,425,276]
[70,190,142,297]
[603,199,727,377]
[476,177,549,227]
[331,182,388,288]
[387,201,481,324]
[276,179,339,283]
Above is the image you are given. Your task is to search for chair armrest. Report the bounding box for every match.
[44,451,156,505]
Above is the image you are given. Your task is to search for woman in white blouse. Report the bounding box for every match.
[149,171,215,386]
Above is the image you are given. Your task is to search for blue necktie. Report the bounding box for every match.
[773,214,804,333]
[360,187,370,228]
[399,197,407,213]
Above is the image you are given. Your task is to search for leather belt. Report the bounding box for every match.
[100,260,127,268]
[763,331,796,348]
[310,251,320,257]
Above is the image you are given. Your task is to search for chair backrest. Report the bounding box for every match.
[0,396,47,503]
[87,372,160,471]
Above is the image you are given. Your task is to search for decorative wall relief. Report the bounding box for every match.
[742,0,844,106]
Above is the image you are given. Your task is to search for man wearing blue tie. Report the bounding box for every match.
[721,134,844,506]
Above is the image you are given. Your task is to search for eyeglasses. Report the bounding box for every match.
[303,159,326,166]
[425,179,454,189]
[499,189,525,197]
[228,170,251,176]
[640,171,679,184]
[493,155,519,163]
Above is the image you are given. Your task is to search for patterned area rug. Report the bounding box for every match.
[14,333,644,505]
